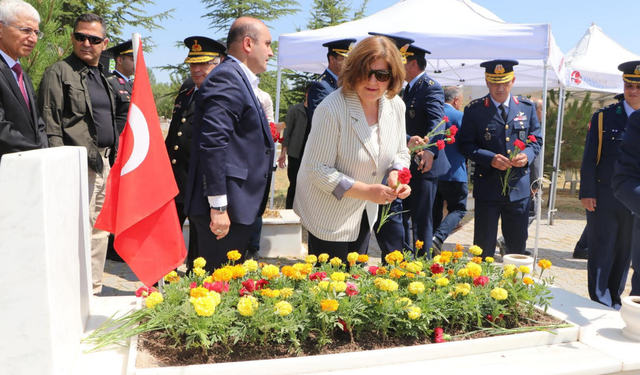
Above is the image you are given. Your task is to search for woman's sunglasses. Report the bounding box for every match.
[367,69,391,82]
[73,32,105,45]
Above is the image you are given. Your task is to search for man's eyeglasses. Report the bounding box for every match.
[1,21,44,38]
[73,32,105,45]
[367,69,391,82]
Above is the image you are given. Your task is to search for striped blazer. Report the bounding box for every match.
[294,88,410,242]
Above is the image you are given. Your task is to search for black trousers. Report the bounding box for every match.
[308,211,371,263]
[286,156,301,209]
[474,196,530,258]
[190,214,253,272]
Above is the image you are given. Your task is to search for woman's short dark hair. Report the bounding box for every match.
[339,36,406,99]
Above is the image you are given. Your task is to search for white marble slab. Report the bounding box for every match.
[0,147,91,375]
[260,209,306,258]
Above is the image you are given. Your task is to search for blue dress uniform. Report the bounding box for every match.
[583,61,640,308]
[105,40,133,135]
[458,60,542,258]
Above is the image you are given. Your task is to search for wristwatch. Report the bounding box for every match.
[211,206,228,213]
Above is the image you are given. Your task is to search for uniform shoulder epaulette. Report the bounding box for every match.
[316,74,326,82]
[465,99,483,109]
[595,101,620,115]
[516,96,533,105]
[179,86,195,96]
[106,74,117,81]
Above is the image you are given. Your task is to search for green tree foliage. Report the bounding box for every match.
[201,0,300,32]
[307,0,369,29]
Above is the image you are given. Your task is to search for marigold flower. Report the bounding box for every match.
[164,270,180,283]
[189,295,216,317]
[457,268,469,277]
[261,264,280,279]
[436,277,450,287]
[466,263,482,278]
[347,252,359,264]
[406,272,416,278]
[455,283,471,296]
[430,263,444,274]
[305,255,318,264]
[330,281,347,292]
[212,267,232,281]
[237,295,259,316]
[243,259,258,272]
[227,250,242,261]
[203,276,213,284]
[407,306,421,320]
[274,301,293,317]
[519,266,530,274]
[357,254,369,263]
[146,291,163,309]
[193,257,206,269]
[395,297,413,308]
[320,299,339,312]
[503,264,516,278]
[318,253,329,263]
[408,281,425,295]
[485,257,495,263]
[538,259,552,270]
[281,265,296,278]
[293,262,312,276]
[453,251,463,259]
[376,267,388,276]
[473,275,489,287]
[455,243,465,251]
[490,287,508,300]
[192,267,205,277]
[389,268,406,279]
[471,256,483,264]
[385,250,404,264]
[330,257,343,267]
[523,277,534,285]
[433,255,442,264]
[346,282,359,297]
[469,245,483,256]
[318,280,330,290]
[415,239,424,250]
[375,278,399,292]
[280,287,294,298]
[242,279,256,293]
[190,286,209,298]
[405,261,423,273]
[331,272,346,282]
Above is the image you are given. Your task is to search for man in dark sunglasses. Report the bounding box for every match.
[38,13,117,294]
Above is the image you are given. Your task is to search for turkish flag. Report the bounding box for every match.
[96,38,186,286]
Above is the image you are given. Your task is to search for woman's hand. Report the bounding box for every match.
[368,184,398,205]
[395,183,411,199]
[387,169,399,187]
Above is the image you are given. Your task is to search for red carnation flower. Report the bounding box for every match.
[430,263,444,274]
[513,139,526,151]
[473,276,489,287]
[447,125,458,137]
[352,274,360,279]
[338,318,350,332]
[242,279,256,293]
[486,314,494,322]
[398,167,412,185]
[434,327,444,343]
[309,271,327,281]
[443,116,449,123]
[527,135,537,143]
[189,282,197,289]
[436,139,445,150]
[239,287,250,296]
[269,122,281,143]
[205,281,229,293]
[446,136,455,145]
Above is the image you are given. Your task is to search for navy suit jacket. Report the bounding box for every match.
[458,94,542,202]
[403,72,449,178]
[442,103,466,182]
[307,69,337,123]
[613,109,640,215]
[184,58,275,225]
[581,100,631,212]
[0,55,47,161]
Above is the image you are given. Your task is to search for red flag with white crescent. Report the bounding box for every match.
[96,38,186,286]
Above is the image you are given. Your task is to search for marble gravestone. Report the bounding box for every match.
[0,147,92,375]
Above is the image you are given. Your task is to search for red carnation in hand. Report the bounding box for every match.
[434,327,444,343]
[431,263,444,274]
[446,136,455,145]
[443,116,449,123]
[436,139,445,150]
[513,139,526,151]
[473,275,489,287]
[447,125,458,137]
[269,122,281,143]
[398,167,412,185]
[527,135,537,143]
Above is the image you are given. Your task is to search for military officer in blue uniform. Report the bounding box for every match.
[105,40,134,135]
[165,36,226,269]
[458,60,542,258]
[583,61,640,309]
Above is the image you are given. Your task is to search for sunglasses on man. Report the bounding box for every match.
[367,69,391,82]
[73,32,105,45]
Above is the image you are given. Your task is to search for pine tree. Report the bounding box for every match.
[201,0,301,33]
[306,0,369,29]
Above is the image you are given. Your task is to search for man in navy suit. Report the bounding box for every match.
[582,61,640,309]
[184,17,275,272]
[458,60,542,258]
[401,44,449,257]
[0,0,47,162]
[432,86,467,252]
[613,108,640,298]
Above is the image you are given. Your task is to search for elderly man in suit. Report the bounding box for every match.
[0,0,47,161]
[184,17,275,272]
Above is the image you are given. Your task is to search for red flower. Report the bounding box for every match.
[442,116,449,123]
[436,139,445,150]
[269,122,281,143]
[434,327,444,343]
[447,125,458,137]
[346,282,359,297]
[352,274,360,279]
[398,167,412,185]
[486,314,494,322]
[513,139,526,151]
[205,281,229,293]
[239,287,250,296]
[242,279,256,292]
[338,318,350,332]
[527,135,537,143]
[446,136,455,145]
[135,286,149,298]
[255,278,270,290]
[309,271,326,281]
[473,276,489,287]
[189,282,197,289]
[430,263,444,274]
[368,266,379,275]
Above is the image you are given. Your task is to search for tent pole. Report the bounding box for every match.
[547,85,566,225]
[534,59,549,264]
[269,68,283,210]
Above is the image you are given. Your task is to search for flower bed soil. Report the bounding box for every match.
[136,310,563,368]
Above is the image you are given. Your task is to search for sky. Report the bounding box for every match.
[121,0,640,83]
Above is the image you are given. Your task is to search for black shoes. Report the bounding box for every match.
[432,237,443,255]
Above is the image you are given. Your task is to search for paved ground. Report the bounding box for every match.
[99,204,633,301]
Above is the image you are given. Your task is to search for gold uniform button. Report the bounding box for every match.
[479,174,483,177]
[506,137,510,142]
[174,145,179,150]
[171,159,177,164]
[181,118,186,123]
[507,149,512,154]
[505,125,509,130]
[177,131,182,137]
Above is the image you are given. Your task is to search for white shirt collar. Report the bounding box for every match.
[0,49,19,71]
[408,71,426,89]
[226,54,259,93]
[623,100,635,118]
[113,69,131,82]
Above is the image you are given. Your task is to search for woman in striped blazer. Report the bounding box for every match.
[294,36,411,261]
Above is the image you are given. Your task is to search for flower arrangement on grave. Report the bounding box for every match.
[84,247,564,354]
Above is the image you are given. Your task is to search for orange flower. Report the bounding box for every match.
[212,268,233,282]
[455,244,465,251]
[447,269,454,275]
[453,251,463,259]
[376,267,388,276]
[471,257,483,264]
[523,277,534,285]
[320,299,339,312]
[389,268,406,279]
[415,239,424,250]
[357,254,369,263]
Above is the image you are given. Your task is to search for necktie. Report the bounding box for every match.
[11,63,30,111]
[499,104,508,123]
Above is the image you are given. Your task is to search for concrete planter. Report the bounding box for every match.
[621,296,640,342]
[259,209,306,258]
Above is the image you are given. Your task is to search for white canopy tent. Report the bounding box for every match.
[547,23,640,224]
[274,0,567,259]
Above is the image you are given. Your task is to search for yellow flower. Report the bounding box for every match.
[260,288,281,298]
[538,259,552,270]
[455,283,471,296]
[457,268,469,277]
[243,259,258,272]
[230,264,246,279]
[471,257,483,264]
[261,264,280,279]
[415,239,424,251]
[237,295,259,316]
[208,291,222,306]
[318,281,330,290]
[519,266,530,274]
[281,265,298,279]
[164,270,180,283]
[193,257,206,269]
[374,278,398,292]
[433,255,442,264]
[436,277,449,287]
[408,281,425,295]
[293,263,312,276]
[331,272,346,282]
[274,301,293,316]
[347,252,359,264]
[455,243,465,251]
[189,296,216,316]
[192,267,205,277]
[523,277,534,285]
[212,267,232,281]
[503,264,516,278]
[330,281,347,292]
[389,268,406,279]
[407,305,421,320]
[320,299,339,312]
[280,287,294,298]
[303,254,316,264]
[469,245,483,256]
[399,261,408,270]
[357,254,369,263]
[190,286,209,298]
[485,257,495,263]
[453,251,464,259]
[318,253,329,263]
[385,250,404,264]
[227,250,242,261]
[490,287,508,300]
[395,297,413,308]
[405,261,423,273]
[146,291,163,309]
[330,257,343,267]
[203,276,213,283]
[466,263,482,278]
[440,251,452,263]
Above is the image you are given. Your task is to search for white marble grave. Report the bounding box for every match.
[260,209,305,258]
[0,147,92,375]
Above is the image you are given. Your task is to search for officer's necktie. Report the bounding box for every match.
[11,63,30,111]
[499,104,508,123]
